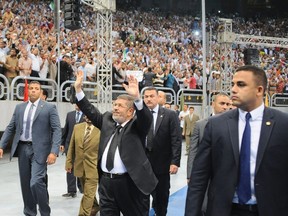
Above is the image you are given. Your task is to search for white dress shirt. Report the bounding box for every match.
[233,103,264,204]
[20,99,40,141]
[76,90,144,174]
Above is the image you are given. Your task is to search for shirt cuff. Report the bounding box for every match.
[76,91,85,101]
[134,99,143,110]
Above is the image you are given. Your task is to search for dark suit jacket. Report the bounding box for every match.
[185,108,288,216]
[143,71,156,87]
[148,106,182,174]
[61,110,84,154]
[0,100,61,164]
[77,96,158,195]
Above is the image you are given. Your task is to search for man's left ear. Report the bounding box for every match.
[257,86,264,94]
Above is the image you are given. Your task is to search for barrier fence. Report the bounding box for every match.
[1,76,287,108]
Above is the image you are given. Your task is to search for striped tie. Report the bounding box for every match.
[83,126,91,144]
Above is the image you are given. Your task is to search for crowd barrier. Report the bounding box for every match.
[0,76,287,108]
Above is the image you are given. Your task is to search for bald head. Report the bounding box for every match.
[158,91,166,106]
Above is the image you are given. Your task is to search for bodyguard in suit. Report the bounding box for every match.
[66,116,101,216]
[0,81,61,216]
[185,65,288,216]
[187,92,231,181]
[183,106,200,154]
[74,71,158,216]
[143,87,182,216]
[60,104,84,197]
[186,93,231,216]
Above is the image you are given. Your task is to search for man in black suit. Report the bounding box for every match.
[60,104,84,197]
[143,87,182,216]
[185,65,288,216]
[74,71,158,216]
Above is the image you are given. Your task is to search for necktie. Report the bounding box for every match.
[25,103,34,139]
[146,110,155,151]
[237,112,252,204]
[76,112,80,123]
[83,125,91,144]
[106,125,122,171]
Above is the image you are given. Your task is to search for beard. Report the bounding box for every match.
[112,114,126,124]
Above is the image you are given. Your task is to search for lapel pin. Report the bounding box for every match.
[266,121,271,126]
[160,115,163,118]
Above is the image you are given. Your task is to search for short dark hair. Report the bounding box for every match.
[143,87,158,94]
[235,65,267,93]
[29,80,41,88]
[42,89,48,98]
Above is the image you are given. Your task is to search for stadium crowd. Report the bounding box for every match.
[0,0,288,98]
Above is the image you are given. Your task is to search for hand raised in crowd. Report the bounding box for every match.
[74,70,84,93]
[122,75,140,99]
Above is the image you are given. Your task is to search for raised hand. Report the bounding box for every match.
[122,75,140,99]
[74,70,84,93]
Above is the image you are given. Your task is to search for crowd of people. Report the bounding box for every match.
[1,1,288,215]
[0,0,288,100]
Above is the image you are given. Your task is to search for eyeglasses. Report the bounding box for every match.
[112,102,128,109]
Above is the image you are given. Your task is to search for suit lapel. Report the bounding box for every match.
[79,124,85,147]
[227,109,240,167]
[155,107,164,135]
[99,120,118,156]
[20,102,29,129]
[255,108,274,174]
[72,111,77,124]
[33,100,44,121]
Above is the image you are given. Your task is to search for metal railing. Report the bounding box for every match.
[2,77,288,109]
[10,76,58,101]
[59,80,101,103]
[0,74,10,100]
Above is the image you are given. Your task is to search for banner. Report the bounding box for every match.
[125,70,144,82]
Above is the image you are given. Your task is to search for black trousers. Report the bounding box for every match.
[30,70,40,78]
[151,173,170,216]
[231,204,259,216]
[66,170,82,193]
[98,173,149,216]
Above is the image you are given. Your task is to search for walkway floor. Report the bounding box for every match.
[0,143,187,216]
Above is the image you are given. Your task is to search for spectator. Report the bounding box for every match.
[29,47,42,78]
[142,67,156,87]
[18,49,32,77]
[85,57,96,82]
[3,48,18,84]
[59,55,73,85]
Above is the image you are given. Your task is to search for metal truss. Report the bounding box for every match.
[218,18,234,92]
[80,0,115,112]
[217,18,288,93]
[96,12,113,111]
[234,34,288,49]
